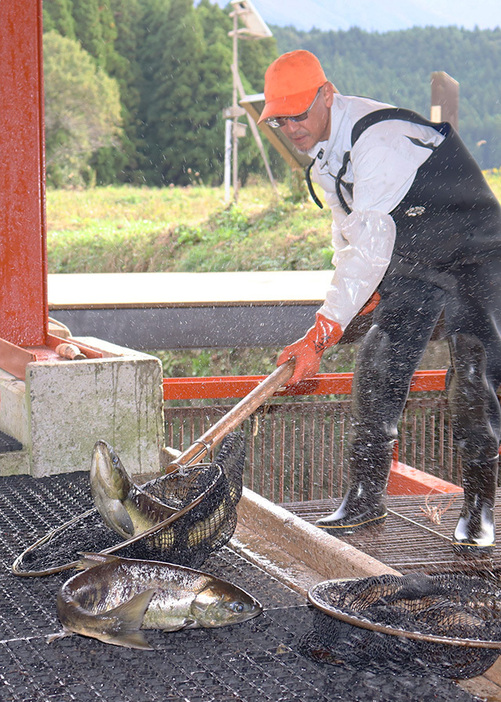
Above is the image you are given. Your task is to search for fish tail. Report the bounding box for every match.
[76,552,120,571]
[46,629,72,644]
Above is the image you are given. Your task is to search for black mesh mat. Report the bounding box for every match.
[0,470,483,701]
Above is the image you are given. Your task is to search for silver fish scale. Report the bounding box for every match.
[65,559,211,614]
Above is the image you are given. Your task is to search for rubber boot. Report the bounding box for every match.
[452,457,498,555]
[315,440,393,535]
[447,334,500,555]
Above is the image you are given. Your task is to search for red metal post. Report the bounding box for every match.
[0,0,48,346]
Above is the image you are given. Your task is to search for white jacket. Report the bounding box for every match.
[309,93,444,329]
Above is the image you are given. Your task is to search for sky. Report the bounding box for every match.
[217,0,501,33]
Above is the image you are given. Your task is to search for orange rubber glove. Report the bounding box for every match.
[358,291,381,316]
[277,312,343,385]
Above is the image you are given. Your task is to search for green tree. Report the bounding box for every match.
[43,31,123,187]
[92,0,147,184]
[137,0,279,186]
[71,0,105,64]
[191,0,233,184]
[139,0,207,185]
[42,0,76,38]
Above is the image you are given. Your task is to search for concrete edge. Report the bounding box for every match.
[235,487,401,582]
[0,450,30,477]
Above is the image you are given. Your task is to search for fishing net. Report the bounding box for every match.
[12,432,246,576]
[306,573,501,679]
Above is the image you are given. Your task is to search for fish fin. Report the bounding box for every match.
[107,500,135,535]
[110,588,156,628]
[95,630,153,650]
[75,553,120,571]
[94,497,135,537]
[159,622,190,632]
[158,618,198,633]
[95,589,156,649]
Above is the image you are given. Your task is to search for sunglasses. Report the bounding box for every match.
[265,88,322,129]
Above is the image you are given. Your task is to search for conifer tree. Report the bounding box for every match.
[42,0,76,38]
[72,0,105,65]
[140,0,206,185]
[193,0,233,184]
[92,0,146,183]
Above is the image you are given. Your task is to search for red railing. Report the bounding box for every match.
[163,369,447,401]
[163,369,455,503]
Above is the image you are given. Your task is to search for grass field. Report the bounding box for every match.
[46,181,333,275]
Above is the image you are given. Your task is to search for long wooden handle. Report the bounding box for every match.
[165,358,295,473]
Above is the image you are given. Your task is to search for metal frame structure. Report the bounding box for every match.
[225,0,274,202]
[0,0,102,380]
[0,0,47,347]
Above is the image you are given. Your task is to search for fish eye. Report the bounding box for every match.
[229,601,245,613]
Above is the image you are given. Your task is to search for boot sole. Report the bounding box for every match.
[316,512,387,535]
[451,540,495,557]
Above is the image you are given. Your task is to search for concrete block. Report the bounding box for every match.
[0,338,165,478]
[0,369,29,446]
[0,450,30,476]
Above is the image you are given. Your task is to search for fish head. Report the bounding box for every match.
[190,580,262,628]
[90,440,135,537]
[90,440,131,500]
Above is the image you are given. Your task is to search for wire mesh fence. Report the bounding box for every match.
[164,393,463,504]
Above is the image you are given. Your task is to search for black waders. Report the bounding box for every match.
[314,107,501,552]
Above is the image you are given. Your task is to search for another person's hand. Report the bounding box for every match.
[277,313,343,385]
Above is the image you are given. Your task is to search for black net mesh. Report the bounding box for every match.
[307,573,501,679]
[14,432,246,575]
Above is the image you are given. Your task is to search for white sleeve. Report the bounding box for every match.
[318,210,396,329]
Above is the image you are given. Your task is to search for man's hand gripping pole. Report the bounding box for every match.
[277,313,343,385]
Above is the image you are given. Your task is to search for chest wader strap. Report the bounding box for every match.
[334,107,447,217]
[336,151,353,215]
[305,150,324,209]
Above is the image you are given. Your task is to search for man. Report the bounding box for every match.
[258,50,501,554]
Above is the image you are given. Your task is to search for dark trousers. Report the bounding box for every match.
[350,257,501,478]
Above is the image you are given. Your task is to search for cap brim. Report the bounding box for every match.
[257,87,320,124]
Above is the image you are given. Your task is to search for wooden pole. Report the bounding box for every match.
[431,71,459,131]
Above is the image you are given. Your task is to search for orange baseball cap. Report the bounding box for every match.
[258,50,327,124]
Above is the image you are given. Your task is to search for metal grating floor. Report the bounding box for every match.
[0,472,482,702]
[285,491,501,576]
